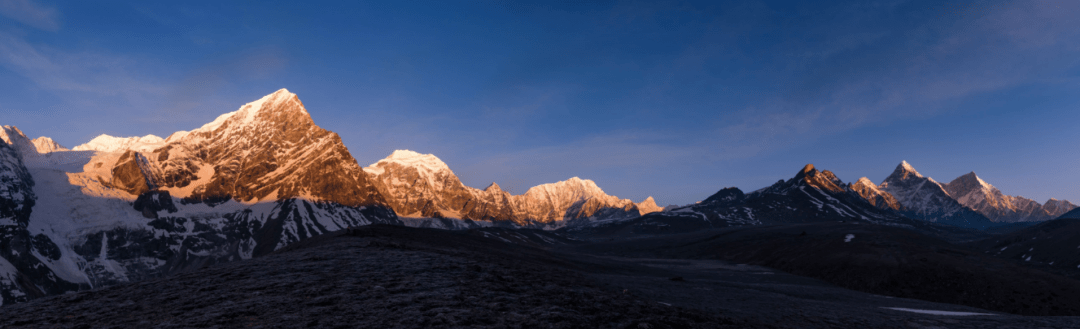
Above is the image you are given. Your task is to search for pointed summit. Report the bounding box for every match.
[948,172,992,192]
[886,160,924,182]
[636,196,664,215]
[484,182,503,192]
[790,164,844,193]
[186,89,310,138]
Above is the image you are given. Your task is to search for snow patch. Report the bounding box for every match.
[844,234,855,243]
[882,307,994,316]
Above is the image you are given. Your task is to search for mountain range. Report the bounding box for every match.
[0,89,1076,306]
[0,89,664,305]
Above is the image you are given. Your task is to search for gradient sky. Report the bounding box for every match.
[1,0,1079,206]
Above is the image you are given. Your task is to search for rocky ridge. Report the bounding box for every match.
[575,164,928,237]
[364,149,660,228]
[876,161,997,228]
[943,172,1075,222]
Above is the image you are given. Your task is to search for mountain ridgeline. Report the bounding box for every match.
[362,150,661,229]
[0,89,1075,307]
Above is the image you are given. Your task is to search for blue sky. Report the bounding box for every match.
[1,0,1079,206]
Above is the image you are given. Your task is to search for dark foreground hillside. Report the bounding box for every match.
[2,225,1079,328]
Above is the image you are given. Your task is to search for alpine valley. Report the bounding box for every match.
[0,89,1078,323]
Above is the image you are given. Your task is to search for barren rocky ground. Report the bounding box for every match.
[1,225,1079,328]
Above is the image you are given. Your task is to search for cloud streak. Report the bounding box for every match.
[0,0,59,31]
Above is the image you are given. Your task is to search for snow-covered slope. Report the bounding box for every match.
[943,172,1075,222]
[0,89,400,305]
[0,138,84,305]
[364,150,645,228]
[72,134,165,153]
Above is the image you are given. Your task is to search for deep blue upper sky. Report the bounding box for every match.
[2,0,1078,206]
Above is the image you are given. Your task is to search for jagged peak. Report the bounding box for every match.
[885,160,925,182]
[191,88,307,135]
[484,182,502,192]
[636,196,664,215]
[900,160,916,171]
[855,177,876,186]
[948,171,994,192]
[1,125,40,155]
[368,149,452,175]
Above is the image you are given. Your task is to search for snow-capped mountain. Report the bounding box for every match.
[0,89,399,305]
[579,164,922,236]
[364,149,657,228]
[877,161,995,228]
[72,134,165,153]
[943,172,1076,222]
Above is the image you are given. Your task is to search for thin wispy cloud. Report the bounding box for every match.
[0,0,59,31]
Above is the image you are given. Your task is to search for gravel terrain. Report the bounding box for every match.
[2,225,1079,328]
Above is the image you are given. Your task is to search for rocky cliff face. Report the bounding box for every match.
[364,150,649,228]
[0,89,400,305]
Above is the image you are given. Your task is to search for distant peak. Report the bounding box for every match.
[30,136,68,153]
[72,134,166,153]
[947,171,993,191]
[855,177,876,185]
[888,160,924,180]
[523,177,605,198]
[636,196,664,215]
[484,182,502,192]
[793,164,819,182]
[372,149,452,174]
